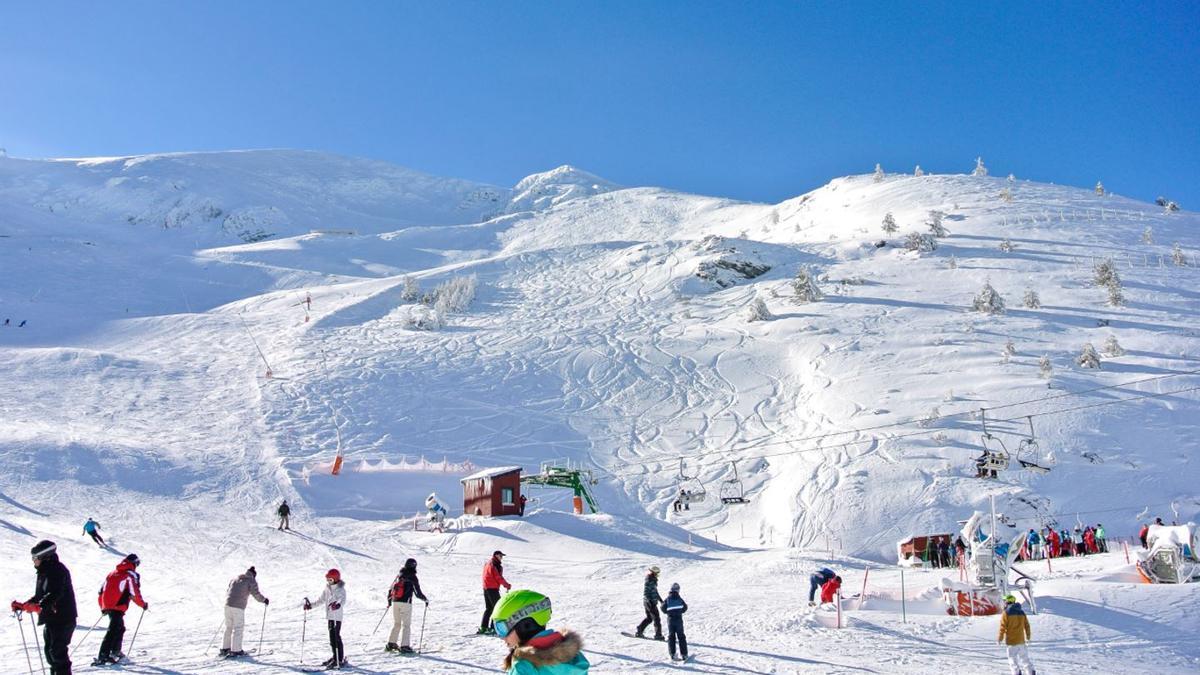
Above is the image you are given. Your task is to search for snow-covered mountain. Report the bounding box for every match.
[1,151,1197,673]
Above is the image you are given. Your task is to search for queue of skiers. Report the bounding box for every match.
[1017,524,1109,560]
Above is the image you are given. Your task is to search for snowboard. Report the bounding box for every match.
[620,631,665,641]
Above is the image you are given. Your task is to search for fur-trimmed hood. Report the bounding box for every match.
[504,630,588,672]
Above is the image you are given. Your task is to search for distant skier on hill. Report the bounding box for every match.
[807,567,835,606]
[221,567,268,658]
[634,566,664,640]
[276,500,290,531]
[304,568,346,669]
[385,558,427,654]
[83,518,105,547]
[95,554,148,666]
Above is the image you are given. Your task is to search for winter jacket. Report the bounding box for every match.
[389,569,427,604]
[99,560,145,613]
[504,629,589,675]
[28,554,77,626]
[660,591,687,622]
[313,580,347,621]
[483,558,510,590]
[225,573,267,609]
[820,577,842,604]
[642,573,661,603]
[1139,525,1149,539]
[83,520,99,535]
[1096,526,1106,540]
[997,603,1031,646]
[1027,531,1040,546]
[277,502,290,516]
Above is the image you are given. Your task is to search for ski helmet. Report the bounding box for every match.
[124,553,140,567]
[649,565,660,575]
[30,540,57,561]
[670,583,680,592]
[404,558,417,570]
[326,568,341,582]
[1003,594,1017,603]
[491,590,552,638]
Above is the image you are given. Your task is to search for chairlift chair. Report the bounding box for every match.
[677,459,706,505]
[975,410,1010,478]
[1015,417,1053,474]
[719,461,750,505]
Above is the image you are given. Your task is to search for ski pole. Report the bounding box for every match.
[29,612,46,675]
[16,612,35,675]
[70,614,104,661]
[300,608,307,665]
[202,618,225,656]
[363,604,388,651]
[258,605,267,655]
[127,607,146,656]
[417,602,428,654]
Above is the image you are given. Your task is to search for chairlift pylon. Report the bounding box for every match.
[1015,416,1053,474]
[719,461,750,505]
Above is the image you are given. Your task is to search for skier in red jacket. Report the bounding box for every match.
[478,551,511,635]
[819,575,842,605]
[94,554,147,666]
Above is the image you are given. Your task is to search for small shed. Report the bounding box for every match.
[897,533,953,567]
[461,466,523,517]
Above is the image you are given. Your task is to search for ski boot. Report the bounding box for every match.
[228,650,247,658]
[218,648,231,657]
[385,642,400,652]
[321,656,337,668]
[653,634,665,641]
[399,645,415,655]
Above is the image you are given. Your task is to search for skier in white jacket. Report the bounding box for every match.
[304,569,347,669]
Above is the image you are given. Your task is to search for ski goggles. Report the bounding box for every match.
[493,619,512,638]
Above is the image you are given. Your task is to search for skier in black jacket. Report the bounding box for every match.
[385,558,428,654]
[660,582,688,662]
[10,540,78,675]
[634,566,664,640]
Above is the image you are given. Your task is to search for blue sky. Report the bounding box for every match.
[2,1,1197,206]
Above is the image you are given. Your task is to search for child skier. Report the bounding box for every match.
[819,575,842,605]
[808,567,835,605]
[634,566,663,640]
[386,558,428,654]
[490,589,589,674]
[304,569,347,669]
[998,594,1036,675]
[83,518,105,547]
[660,582,688,662]
[221,566,269,658]
[95,554,148,666]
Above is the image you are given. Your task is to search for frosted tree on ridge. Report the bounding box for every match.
[914,165,925,177]
[1077,342,1102,369]
[905,232,936,252]
[1093,257,1119,288]
[873,163,884,183]
[999,238,1015,252]
[792,266,824,303]
[1172,243,1188,266]
[881,212,898,234]
[1095,181,1105,196]
[1023,288,1041,308]
[1103,334,1125,357]
[972,156,988,177]
[400,275,421,301]
[927,210,948,237]
[1141,227,1153,244]
[972,279,1005,315]
[747,296,773,322]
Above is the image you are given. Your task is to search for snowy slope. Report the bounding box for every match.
[1,153,1199,673]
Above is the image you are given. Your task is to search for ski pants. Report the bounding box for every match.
[388,601,413,647]
[278,514,289,530]
[808,574,828,603]
[1006,643,1035,675]
[88,531,105,546]
[667,616,687,659]
[43,621,74,675]
[1098,537,1107,553]
[481,588,501,631]
[327,620,344,663]
[98,610,126,659]
[636,599,662,637]
[222,606,246,652]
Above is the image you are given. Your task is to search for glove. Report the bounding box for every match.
[329,602,341,611]
[22,602,41,613]
[139,601,149,611]
[303,598,312,611]
[10,600,24,613]
[504,584,512,591]
[263,598,270,606]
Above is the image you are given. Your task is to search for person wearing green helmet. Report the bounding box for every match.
[998,594,1035,675]
[492,590,589,674]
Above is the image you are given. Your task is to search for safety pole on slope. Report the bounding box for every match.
[858,568,869,611]
[1123,540,1130,565]
[1046,555,1052,575]
[836,590,842,629]
[899,568,907,623]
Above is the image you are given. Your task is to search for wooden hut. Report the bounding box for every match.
[461,466,522,517]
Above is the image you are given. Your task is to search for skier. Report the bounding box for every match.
[997,594,1036,675]
[385,558,427,654]
[1084,527,1098,555]
[1025,530,1040,561]
[807,567,836,606]
[95,553,148,666]
[819,575,842,605]
[11,540,77,675]
[479,551,512,635]
[1095,524,1107,553]
[83,518,105,547]
[221,566,269,658]
[1046,529,1060,558]
[1072,527,1085,556]
[303,569,346,669]
[276,500,291,531]
[634,565,664,640]
[660,582,688,662]
[490,589,589,674]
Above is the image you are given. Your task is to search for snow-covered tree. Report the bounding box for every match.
[1001,338,1016,363]
[792,266,824,303]
[1076,342,1102,369]
[747,296,773,322]
[1093,257,1120,288]
[905,232,936,252]
[1007,173,1016,183]
[400,275,421,301]
[999,238,1015,252]
[972,280,1006,315]
[1156,196,1181,212]
[873,163,884,183]
[947,255,958,269]
[1106,281,1125,307]
[1172,243,1188,266]
[1103,334,1125,357]
[972,156,988,177]
[1023,288,1041,308]
[927,210,948,237]
[1038,355,1053,379]
[1000,187,1013,203]
[432,274,478,314]
[881,212,898,234]
[1095,181,1105,196]
[1141,226,1154,244]
[914,165,924,177]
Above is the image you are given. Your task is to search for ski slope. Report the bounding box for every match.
[1,150,1198,673]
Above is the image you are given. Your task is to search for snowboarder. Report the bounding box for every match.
[11,540,77,675]
[479,551,511,635]
[221,566,268,658]
[660,582,688,662]
[385,558,427,654]
[276,500,291,530]
[808,567,836,605]
[83,518,105,547]
[490,589,589,674]
[998,594,1036,675]
[95,553,148,666]
[634,565,664,640]
[1095,524,1107,553]
[819,575,842,605]
[303,568,346,669]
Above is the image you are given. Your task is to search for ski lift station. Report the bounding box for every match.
[460,466,523,517]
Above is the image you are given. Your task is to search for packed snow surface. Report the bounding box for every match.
[1,150,1198,672]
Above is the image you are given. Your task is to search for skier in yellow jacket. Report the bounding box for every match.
[997,594,1035,675]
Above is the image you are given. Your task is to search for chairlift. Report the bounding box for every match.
[677,459,706,505]
[719,461,750,505]
[975,409,1010,478]
[1015,417,1054,474]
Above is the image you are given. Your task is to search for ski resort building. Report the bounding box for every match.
[461,466,523,517]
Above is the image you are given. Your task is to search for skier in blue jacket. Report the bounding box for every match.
[808,568,835,605]
[660,583,688,662]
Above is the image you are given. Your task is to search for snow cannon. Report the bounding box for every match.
[1136,523,1200,584]
[425,493,447,514]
